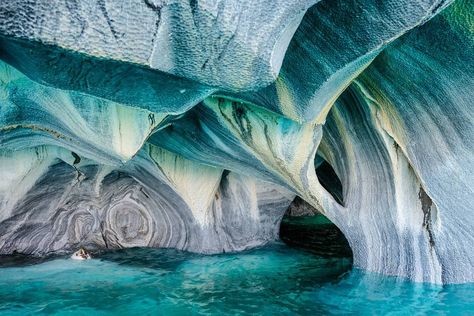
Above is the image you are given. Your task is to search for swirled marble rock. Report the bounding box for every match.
[0,0,472,284]
[224,0,453,122]
[0,145,294,255]
[0,60,166,162]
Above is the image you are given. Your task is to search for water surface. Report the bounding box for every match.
[0,243,472,315]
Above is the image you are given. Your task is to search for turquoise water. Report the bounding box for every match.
[0,242,473,315]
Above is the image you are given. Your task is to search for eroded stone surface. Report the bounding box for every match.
[0,0,472,284]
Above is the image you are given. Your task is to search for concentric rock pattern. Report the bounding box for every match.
[0,0,472,284]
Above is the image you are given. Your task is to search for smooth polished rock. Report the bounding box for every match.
[0,0,317,91]
[0,0,472,285]
[0,145,294,255]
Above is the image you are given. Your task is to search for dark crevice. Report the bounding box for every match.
[97,0,123,40]
[316,159,344,206]
[71,151,81,165]
[419,186,436,248]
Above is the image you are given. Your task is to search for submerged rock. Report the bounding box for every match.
[71,248,92,260]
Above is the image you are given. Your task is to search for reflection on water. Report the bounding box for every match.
[0,243,472,315]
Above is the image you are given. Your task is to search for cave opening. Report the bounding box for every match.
[279,197,353,259]
[279,157,352,261]
[315,155,344,206]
